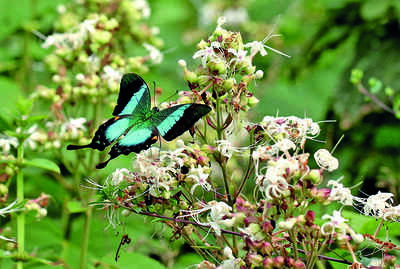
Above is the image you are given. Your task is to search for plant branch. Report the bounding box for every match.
[16,140,25,269]
[357,83,395,114]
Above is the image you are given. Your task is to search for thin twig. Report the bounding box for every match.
[357,84,395,114]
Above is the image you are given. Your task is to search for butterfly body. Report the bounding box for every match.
[67,73,211,169]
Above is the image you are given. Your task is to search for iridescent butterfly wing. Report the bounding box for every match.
[67,73,151,152]
[95,104,211,169]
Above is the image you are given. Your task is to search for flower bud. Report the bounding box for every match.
[263,257,273,268]
[93,30,112,44]
[197,40,208,50]
[184,70,197,83]
[307,169,322,184]
[0,184,8,195]
[247,96,259,107]
[223,78,235,90]
[248,254,263,267]
[255,70,264,79]
[207,60,226,74]
[260,241,272,255]
[104,18,118,30]
[294,260,306,269]
[383,254,396,267]
[305,210,315,226]
[178,59,186,67]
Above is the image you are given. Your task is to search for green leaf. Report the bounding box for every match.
[16,96,34,116]
[67,200,86,213]
[24,158,60,174]
[0,76,20,114]
[0,114,11,133]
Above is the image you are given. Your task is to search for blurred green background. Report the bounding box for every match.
[1,0,400,268]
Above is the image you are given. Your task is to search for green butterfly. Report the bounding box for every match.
[67,73,211,169]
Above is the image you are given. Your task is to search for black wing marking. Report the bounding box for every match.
[112,73,151,116]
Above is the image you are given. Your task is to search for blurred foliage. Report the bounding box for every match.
[1,0,400,267]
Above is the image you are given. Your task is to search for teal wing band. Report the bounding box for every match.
[105,127,159,162]
[112,73,151,116]
[67,116,130,152]
[151,104,211,141]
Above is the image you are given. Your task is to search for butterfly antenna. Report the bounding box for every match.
[158,133,162,158]
[159,90,179,104]
[152,81,156,107]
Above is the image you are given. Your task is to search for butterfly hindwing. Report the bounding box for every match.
[112,73,151,116]
[151,104,212,141]
[96,125,159,169]
[67,116,131,151]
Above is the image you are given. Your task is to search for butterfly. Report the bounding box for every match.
[67,73,211,169]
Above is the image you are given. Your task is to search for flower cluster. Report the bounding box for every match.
[87,16,399,269]
[178,17,288,115]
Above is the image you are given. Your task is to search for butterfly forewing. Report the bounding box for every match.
[112,73,151,116]
[151,104,212,141]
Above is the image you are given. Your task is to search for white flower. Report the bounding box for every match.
[88,54,100,73]
[0,200,22,217]
[57,5,66,14]
[132,0,151,19]
[360,191,393,217]
[321,210,362,242]
[382,204,400,221]
[76,73,85,81]
[261,116,320,147]
[244,32,290,58]
[257,158,297,200]
[25,125,47,150]
[0,136,18,154]
[179,201,232,236]
[42,18,98,49]
[208,201,233,235]
[223,8,248,26]
[143,43,163,64]
[188,166,212,194]
[193,42,220,67]
[108,168,131,186]
[216,140,235,159]
[260,174,289,200]
[275,138,296,152]
[102,66,123,89]
[60,118,87,139]
[228,48,248,63]
[321,210,348,236]
[314,149,338,172]
[216,16,226,30]
[328,179,353,206]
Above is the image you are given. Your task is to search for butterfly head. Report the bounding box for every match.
[151,107,160,113]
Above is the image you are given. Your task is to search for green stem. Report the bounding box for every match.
[79,102,100,269]
[234,133,255,203]
[215,90,232,204]
[289,230,298,260]
[79,206,92,269]
[220,162,232,204]
[17,141,25,269]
